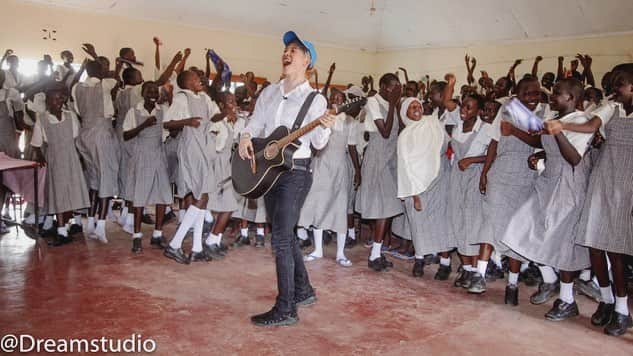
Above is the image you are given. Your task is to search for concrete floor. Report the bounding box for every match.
[1,219,632,355]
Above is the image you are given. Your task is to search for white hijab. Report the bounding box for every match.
[397,97,445,198]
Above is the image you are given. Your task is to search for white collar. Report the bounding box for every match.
[135,101,158,115]
[278,79,312,97]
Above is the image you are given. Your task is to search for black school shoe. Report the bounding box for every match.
[434,265,452,280]
[412,258,425,278]
[368,255,392,272]
[203,243,226,259]
[189,251,211,263]
[131,238,142,254]
[232,234,250,247]
[255,235,265,248]
[545,299,579,321]
[530,281,560,305]
[48,234,73,247]
[575,279,602,303]
[298,237,312,249]
[454,270,471,288]
[150,236,168,249]
[68,224,83,236]
[591,302,615,326]
[604,312,633,336]
[344,237,357,249]
[485,263,505,281]
[163,246,190,264]
[251,307,299,327]
[519,264,542,287]
[219,241,229,252]
[468,272,487,294]
[505,285,519,306]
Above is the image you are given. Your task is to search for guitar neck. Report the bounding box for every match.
[277,117,325,147]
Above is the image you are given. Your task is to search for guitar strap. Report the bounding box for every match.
[290,91,319,132]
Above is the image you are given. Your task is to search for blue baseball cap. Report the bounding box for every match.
[283,31,317,69]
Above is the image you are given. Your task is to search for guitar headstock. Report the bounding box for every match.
[333,96,367,115]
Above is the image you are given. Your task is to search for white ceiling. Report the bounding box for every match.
[23,0,633,52]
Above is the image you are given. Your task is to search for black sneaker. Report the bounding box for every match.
[462,271,475,289]
[163,210,177,224]
[591,302,615,326]
[519,264,543,287]
[203,243,226,259]
[295,293,317,307]
[131,238,142,254]
[505,284,519,306]
[189,250,211,262]
[232,234,250,247]
[412,258,425,278]
[575,279,602,303]
[604,311,633,336]
[163,246,190,264]
[219,241,229,252]
[544,299,579,321]
[150,236,168,249]
[251,307,299,327]
[434,265,452,280]
[468,272,487,294]
[530,281,560,305]
[255,235,265,248]
[68,224,83,236]
[344,237,357,249]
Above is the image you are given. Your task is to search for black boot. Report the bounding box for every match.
[412,258,424,278]
[131,238,142,254]
[251,307,298,327]
[604,311,633,336]
[591,302,615,326]
[505,284,519,306]
[545,299,579,321]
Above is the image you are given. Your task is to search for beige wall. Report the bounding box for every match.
[0,0,374,86]
[3,0,632,90]
[374,34,633,88]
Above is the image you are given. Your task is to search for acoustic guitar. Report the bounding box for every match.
[231,96,366,199]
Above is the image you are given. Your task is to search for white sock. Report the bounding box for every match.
[73,214,82,225]
[440,257,451,266]
[463,264,473,273]
[132,232,142,239]
[297,227,308,240]
[178,209,185,223]
[43,215,54,230]
[107,200,114,217]
[57,226,68,237]
[491,253,502,268]
[205,232,221,246]
[615,296,629,315]
[336,232,347,260]
[96,219,106,230]
[415,255,425,260]
[256,227,264,236]
[600,286,615,304]
[119,206,128,224]
[348,228,355,240]
[477,260,488,276]
[204,210,213,223]
[508,272,519,286]
[240,228,248,237]
[87,216,95,230]
[152,230,162,238]
[370,242,382,261]
[165,206,172,214]
[125,213,134,225]
[592,275,599,286]
[169,206,201,249]
[560,281,575,304]
[579,269,591,282]
[311,229,323,257]
[539,265,558,284]
[520,261,529,273]
[192,211,205,253]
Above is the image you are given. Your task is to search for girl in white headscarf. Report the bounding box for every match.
[397,97,456,280]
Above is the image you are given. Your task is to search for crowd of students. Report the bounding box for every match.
[0,37,631,337]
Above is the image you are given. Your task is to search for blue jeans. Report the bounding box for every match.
[264,169,314,313]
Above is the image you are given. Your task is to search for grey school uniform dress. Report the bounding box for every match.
[355,96,403,219]
[115,85,143,200]
[175,92,216,200]
[298,114,353,235]
[447,119,489,256]
[39,112,90,215]
[208,119,240,213]
[0,89,20,158]
[74,81,121,197]
[125,104,172,208]
[406,133,456,255]
[483,104,548,260]
[577,108,633,255]
[164,133,180,185]
[502,115,592,271]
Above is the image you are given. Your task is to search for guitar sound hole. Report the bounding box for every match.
[264,142,280,160]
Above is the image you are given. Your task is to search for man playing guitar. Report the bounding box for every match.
[238,31,335,327]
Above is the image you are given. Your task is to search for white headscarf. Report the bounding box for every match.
[397,97,445,198]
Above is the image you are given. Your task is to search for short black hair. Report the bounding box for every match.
[430,81,447,93]
[44,81,69,96]
[141,81,157,94]
[516,76,540,93]
[465,93,485,109]
[176,70,193,89]
[557,78,585,104]
[85,60,102,77]
[379,73,400,88]
[585,87,603,101]
[122,67,140,85]
[119,47,134,57]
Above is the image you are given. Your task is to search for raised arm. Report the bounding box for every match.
[153,37,162,71]
[556,56,564,82]
[465,55,475,85]
[442,73,458,112]
[155,51,183,87]
[398,67,410,83]
[580,54,595,88]
[1,49,12,67]
[69,58,88,90]
[321,62,336,97]
[531,56,543,79]
[508,59,522,89]
[175,48,191,75]
[81,43,99,60]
